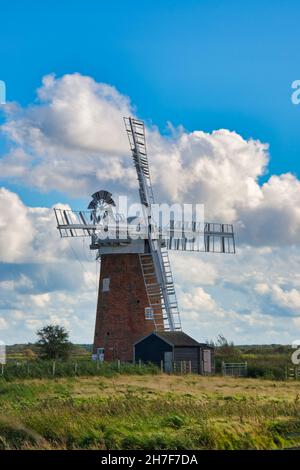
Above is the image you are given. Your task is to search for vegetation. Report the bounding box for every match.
[3,337,297,381]
[0,374,300,450]
[36,325,73,360]
[0,360,159,380]
[0,336,299,450]
[209,336,295,380]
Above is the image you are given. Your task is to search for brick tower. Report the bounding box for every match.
[93,253,163,361]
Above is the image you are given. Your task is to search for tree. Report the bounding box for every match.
[215,334,241,359]
[36,325,73,360]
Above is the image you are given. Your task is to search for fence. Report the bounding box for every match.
[166,361,192,374]
[222,362,248,377]
[0,358,196,379]
[0,359,159,380]
[136,360,193,374]
[286,365,300,380]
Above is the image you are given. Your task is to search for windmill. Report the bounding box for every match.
[54,118,235,361]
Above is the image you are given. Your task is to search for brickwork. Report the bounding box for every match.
[93,254,164,361]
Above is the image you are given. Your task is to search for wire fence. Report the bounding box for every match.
[286,365,300,380]
[0,359,160,380]
[3,358,297,380]
[144,360,194,374]
[222,362,248,377]
[0,359,201,380]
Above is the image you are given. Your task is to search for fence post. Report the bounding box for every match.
[189,361,192,374]
[74,362,78,375]
[180,361,183,374]
[1,363,3,375]
[139,359,142,369]
[160,360,164,373]
[117,359,121,371]
[27,361,30,376]
[52,361,56,377]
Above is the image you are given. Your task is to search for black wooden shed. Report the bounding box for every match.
[134,331,214,374]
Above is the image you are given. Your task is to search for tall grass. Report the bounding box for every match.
[0,377,300,450]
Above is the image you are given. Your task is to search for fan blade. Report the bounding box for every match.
[90,190,116,206]
[88,200,97,209]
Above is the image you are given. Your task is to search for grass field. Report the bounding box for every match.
[1,374,300,450]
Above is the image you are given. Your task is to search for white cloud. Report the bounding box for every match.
[148,126,268,221]
[181,286,217,312]
[1,73,300,344]
[0,187,91,265]
[0,318,8,330]
[271,285,300,311]
[293,317,300,329]
[254,278,300,312]
[30,293,50,308]
[170,252,218,286]
[254,283,270,295]
[0,73,135,196]
[239,173,300,246]
[2,73,300,248]
[3,73,132,155]
[0,187,34,262]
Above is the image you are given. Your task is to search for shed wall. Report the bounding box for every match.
[134,334,172,365]
[174,347,200,373]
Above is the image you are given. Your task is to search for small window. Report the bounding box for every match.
[97,348,105,362]
[145,307,154,320]
[102,278,110,292]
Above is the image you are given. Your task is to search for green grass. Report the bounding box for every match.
[0,360,159,380]
[0,374,300,449]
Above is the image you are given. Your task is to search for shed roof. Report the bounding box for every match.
[153,331,205,347]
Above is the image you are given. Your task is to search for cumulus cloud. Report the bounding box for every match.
[0,188,299,344]
[148,126,269,220]
[1,73,300,247]
[0,187,74,264]
[239,174,300,246]
[0,187,34,262]
[0,73,135,196]
[181,286,217,312]
[170,252,218,286]
[1,73,300,343]
[255,282,300,312]
[0,187,99,343]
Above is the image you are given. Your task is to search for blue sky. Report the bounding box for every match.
[1,1,300,344]
[1,0,300,192]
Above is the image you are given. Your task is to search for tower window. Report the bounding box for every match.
[102,278,110,292]
[145,307,154,320]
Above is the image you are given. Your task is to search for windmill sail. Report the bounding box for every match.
[166,221,235,253]
[124,118,154,207]
[54,208,93,237]
[124,117,182,332]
